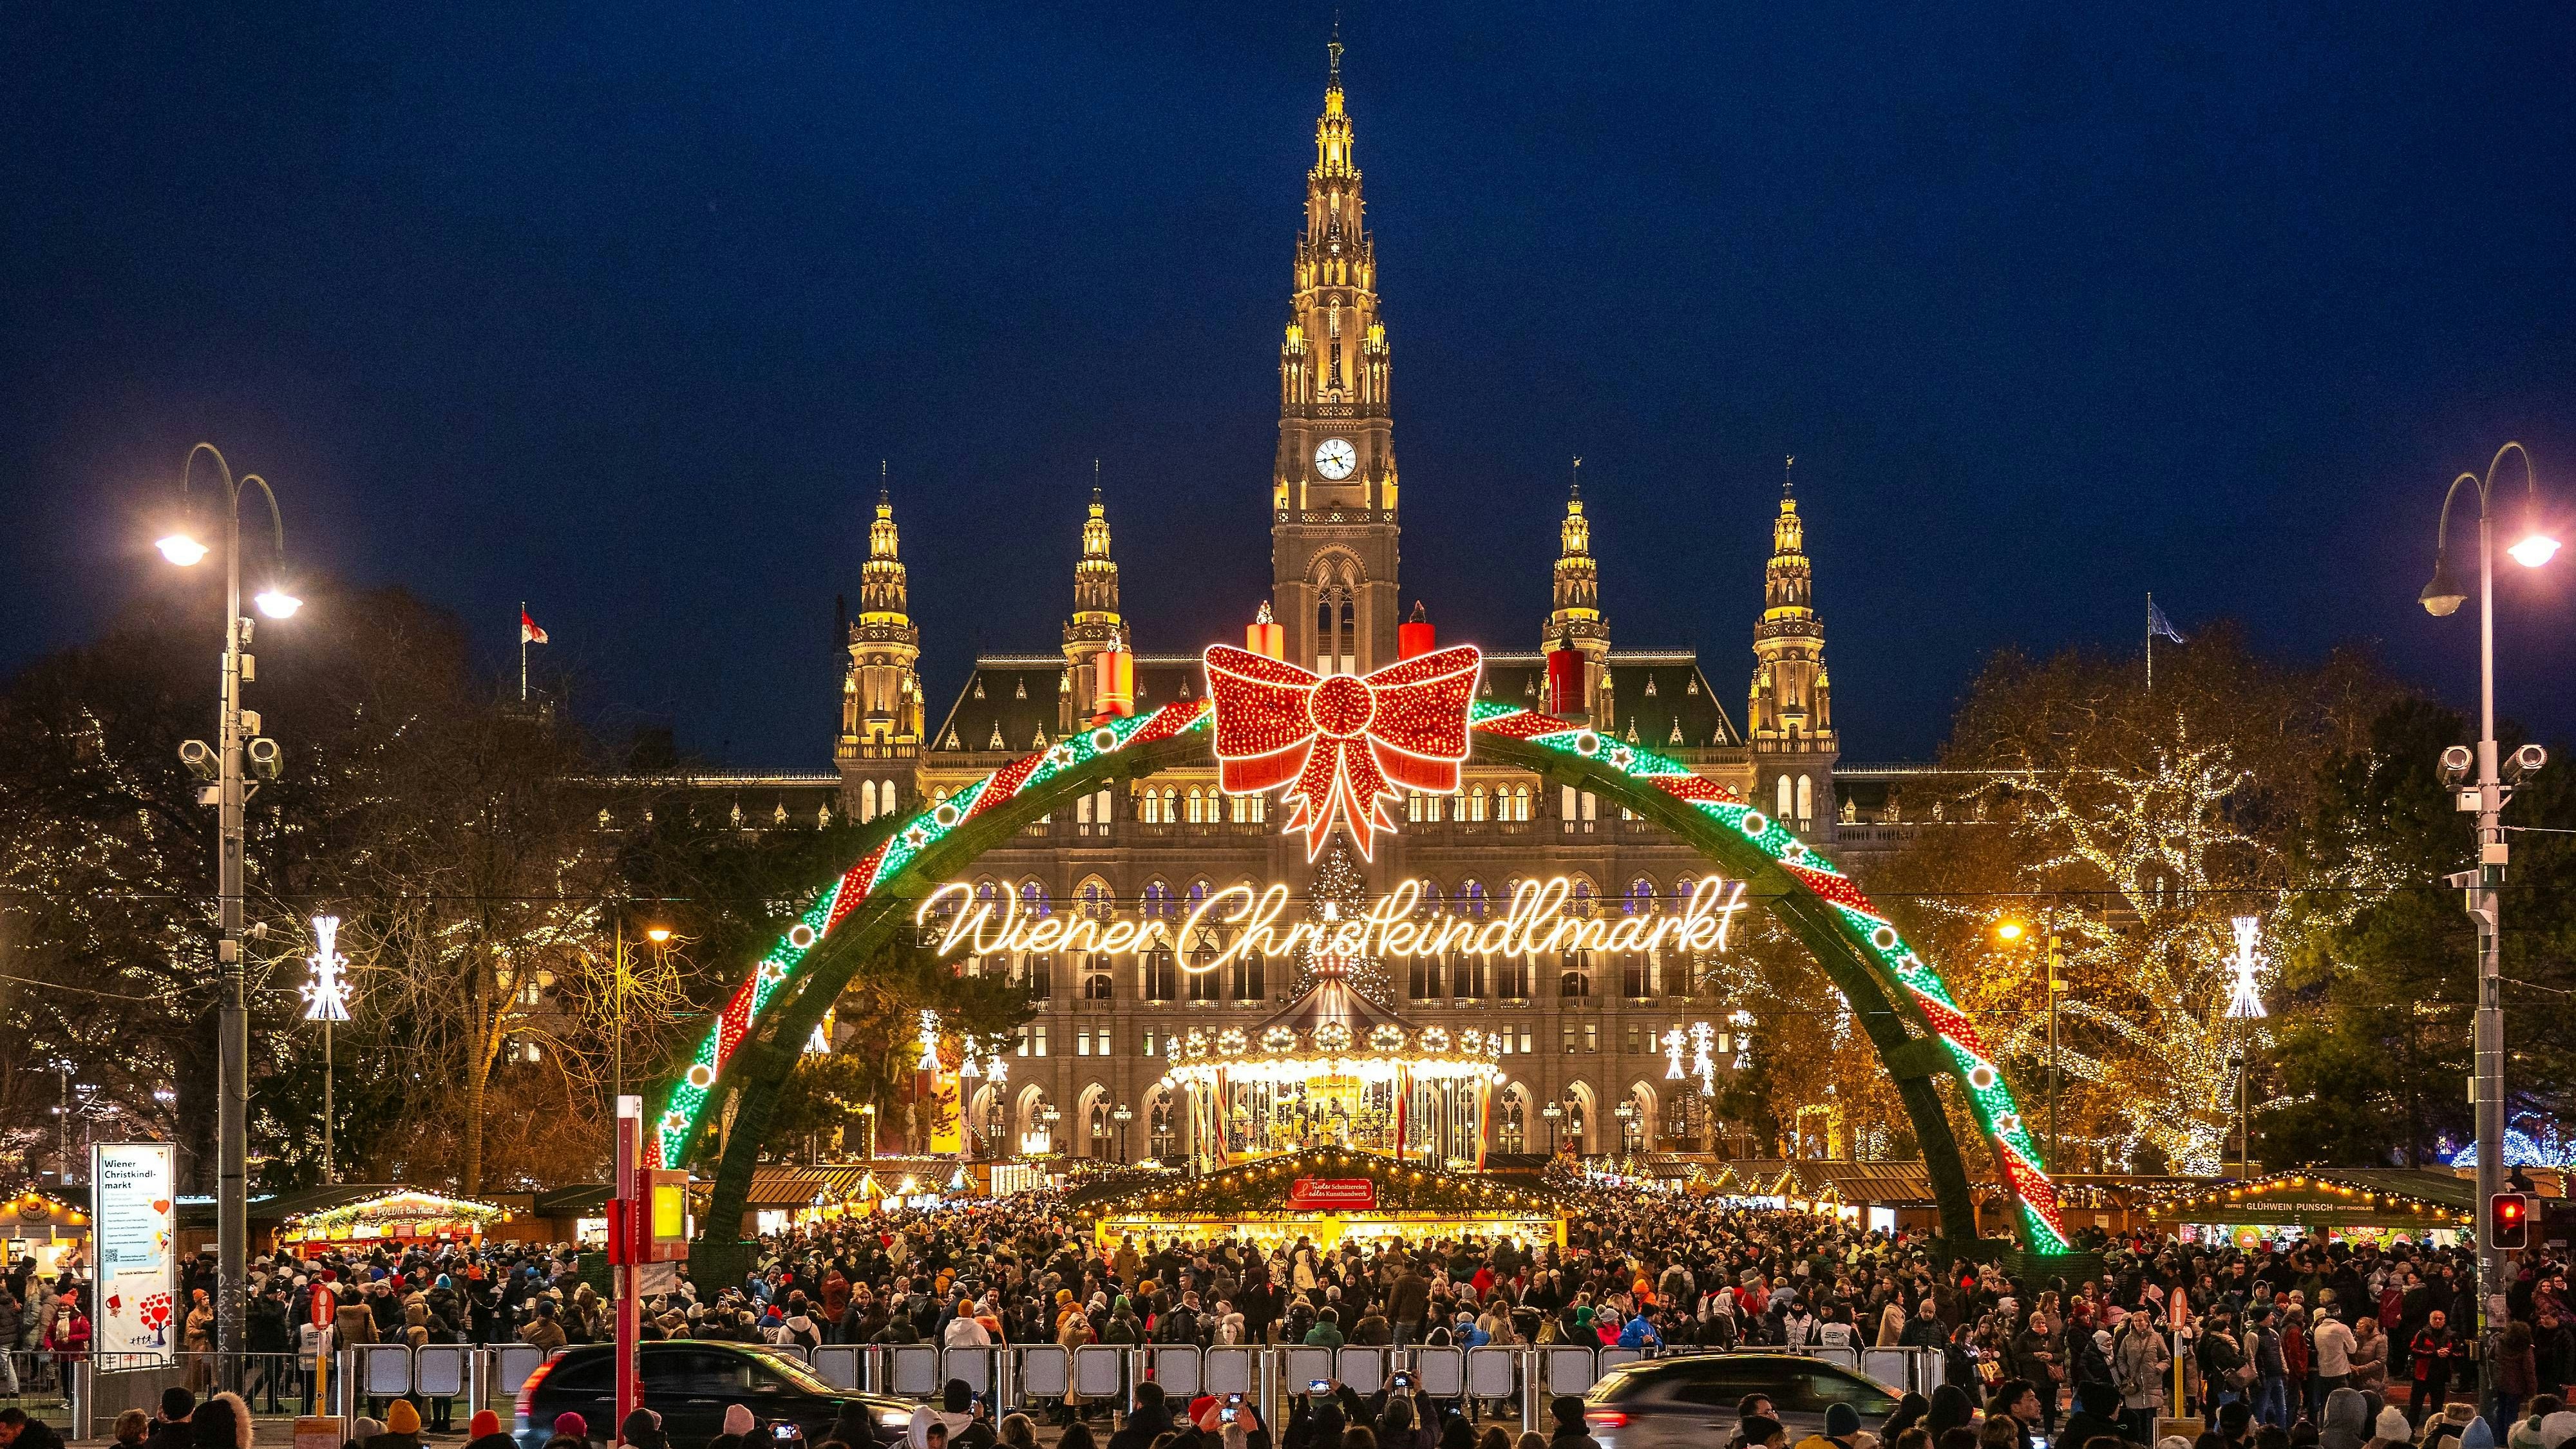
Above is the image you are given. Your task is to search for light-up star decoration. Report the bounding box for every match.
[301,915,352,1023]
[1202,642,1482,859]
[916,1009,942,1070]
[1662,1027,1687,1080]
[1690,1021,1718,1095]
[2225,915,2267,1019]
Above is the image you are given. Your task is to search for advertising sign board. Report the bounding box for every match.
[91,1142,176,1358]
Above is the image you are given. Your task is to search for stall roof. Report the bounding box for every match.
[2146,1168,2474,1225]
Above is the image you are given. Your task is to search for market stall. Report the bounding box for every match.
[2146,1168,2473,1249]
[1072,1146,1565,1251]
[277,1189,507,1249]
[0,1189,90,1277]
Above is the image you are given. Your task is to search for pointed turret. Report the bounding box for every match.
[1543,458,1611,721]
[837,460,923,820]
[1748,455,1837,833]
[1064,462,1126,724]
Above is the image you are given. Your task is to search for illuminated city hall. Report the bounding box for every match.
[791,39,1933,1168]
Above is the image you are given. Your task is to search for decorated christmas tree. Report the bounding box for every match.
[1294,834,1397,1009]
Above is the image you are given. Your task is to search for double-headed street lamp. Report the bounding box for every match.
[1112,1102,1134,1164]
[2418,440,2558,1350]
[1540,1099,1563,1154]
[158,442,301,1385]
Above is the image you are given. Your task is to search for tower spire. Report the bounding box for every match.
[1571,454,1582,500]
[1328,10,1343,89]
[838,461,922,819]
[1783,453,1794,498]
[880,457,889,507]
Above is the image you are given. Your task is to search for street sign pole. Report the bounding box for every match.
[612,1096,642,1443]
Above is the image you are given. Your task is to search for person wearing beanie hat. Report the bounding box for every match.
[2371,1407,2414,1446]
[362,1397,421,1449]
[464,1410,514,1449]
[549,1411,590,1448]
[1550,1396,1602,1449]
[1824,1403,1864,1445]
[2463,1419,2497,1449]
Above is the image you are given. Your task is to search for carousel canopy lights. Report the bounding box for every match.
[915,873,1746,971]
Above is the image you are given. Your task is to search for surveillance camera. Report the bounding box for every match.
[179,739,219,783]
[2439,745,2474,789]
[245,735,284,782]
[2505,743,2547,784]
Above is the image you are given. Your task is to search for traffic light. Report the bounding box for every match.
[2492,1191,2530,1251]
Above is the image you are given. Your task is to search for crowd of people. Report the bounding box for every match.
[6,1175,2575,1449]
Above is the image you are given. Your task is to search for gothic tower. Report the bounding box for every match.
[1543,460,1613,718]
[1271,27,1399,676]
[1062,469,1124,727]
[1748,460,1837,835]
[837,464,922,819]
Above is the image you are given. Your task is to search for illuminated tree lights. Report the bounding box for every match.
[648,682,2074,1252]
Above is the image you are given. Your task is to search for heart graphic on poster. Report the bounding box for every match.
[151,1200,170,1215]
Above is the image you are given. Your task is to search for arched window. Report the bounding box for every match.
[1230,946,1265,1003]
[1141,880,1173,921]
[1077,878,1112,920]
[1408,952,1443,1000]
[1459,880,1488,918]
[881,780,898,816]
[1144,947,1177,1001]
[860,779,879,822]
[1499,1097,1526,1153]
[1083,952,1113,1000]
[1625,878,1655,915]
[1186,786,1206,824]
[1018,880,1051,916]
[1796,774,1814,824]
[1468,785,1488,822]
[1777,773,1795,819]
[1148,1098,1176,1160]
[1021,953,1054,998]
[1571,878,1595,918]
[1187,880,1211,917]
[1088,1103,1111,1155]
[1560,958,1590,998]
[1511,785,1532,821]
[1186,929,1220,1002]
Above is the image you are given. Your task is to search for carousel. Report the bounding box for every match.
[1074,1144,1567,1251]
[1150,912,1507,1170]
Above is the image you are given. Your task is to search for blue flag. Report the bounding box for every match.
[2148,597,2185,644]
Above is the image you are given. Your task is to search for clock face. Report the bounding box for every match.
[1314,437,1358,480]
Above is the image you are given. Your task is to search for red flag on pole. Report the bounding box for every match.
[520,609,549,645]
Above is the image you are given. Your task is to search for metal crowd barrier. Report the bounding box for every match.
[189,1338,1949,1435]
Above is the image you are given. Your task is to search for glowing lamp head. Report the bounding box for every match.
[645,927,672,943]
[254,589,302,619]
[2420,549,2468,618]
[157,533,209,566]
[1994,921,2026,943]
[2508,532,2561,569]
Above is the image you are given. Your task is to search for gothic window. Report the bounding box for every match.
[1148,1098,1175,1160]
[1498,957,1531,999]
[1499,1097,1526,1154]
[1777,774,1795,819]
[1454,954,1486,1000]
[1083,952,1113,1001]
[1466,785,1488,822]
[1625,878,1656,915]
[1077,878,1112,920]
[1021,954,1054,999]
[1230,952,1265,1003]
[1408,954,1443,1000]
[1796,774,1814,825]
[1510,785,1532,821]
[1018,880,1050,918]
[1186,786,1206,824]
[1560,954,1591,998]
[1141,880,1173,920]
[860,779,878,821]
[1186,930,1220,1002]
[1459,879,1488,918]
[1144,947,1177,1002]
[1187,880,1211,918]
[1571,878,1595,918]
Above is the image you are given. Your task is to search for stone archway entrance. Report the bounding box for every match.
[649,694,2074,1267]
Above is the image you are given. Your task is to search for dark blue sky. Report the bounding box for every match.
[7,3,2573,766]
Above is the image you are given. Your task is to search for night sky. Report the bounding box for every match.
[7,3,2573,768]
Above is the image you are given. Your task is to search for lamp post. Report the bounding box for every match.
[1995,920,2067,1167]
[1541,1099,1562,1155]
[1113,1102,1133,1164]
[158,442,301,1386]
[1614,1099,1640,1153]
[2418,440,2559,1362]
[1038,1103,1061,1156]
[956,1051,980,1162]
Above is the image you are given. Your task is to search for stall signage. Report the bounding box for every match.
[92,1142,175,1356]
[1289,1177,1376,1210]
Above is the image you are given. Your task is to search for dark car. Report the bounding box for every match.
[1582,1353,1904,1449]
[515,1341,920,1449]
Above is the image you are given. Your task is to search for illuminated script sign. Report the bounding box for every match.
[916,875,1747,971]
[1287,1177,1378,1211]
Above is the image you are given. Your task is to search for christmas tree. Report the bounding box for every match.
[1295,835,1397,1008]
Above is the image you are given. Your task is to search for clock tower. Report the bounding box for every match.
[1272,26,1399,676]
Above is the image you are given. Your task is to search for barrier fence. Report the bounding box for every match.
[55,1341,1948,1439]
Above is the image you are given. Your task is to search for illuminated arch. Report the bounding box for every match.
[650,696,2072,1265]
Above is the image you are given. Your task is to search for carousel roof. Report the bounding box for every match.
[1256,973,1412,1036]
[1075,1146,1566,1223]
[1149,961,1505,1091]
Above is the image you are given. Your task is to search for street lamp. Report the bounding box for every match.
[1038,1103,1061,1155]
[1540,1099,1562,1155]
[2418,440,2557,1350]
[956,1051,980,1162]
[160,442,299,1384]
[1996,918,2067,1168]
[1614,1099,1641,1152]
[1113,1102,1133,1164]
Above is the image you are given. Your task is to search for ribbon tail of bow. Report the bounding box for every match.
[1282,734,1396,859]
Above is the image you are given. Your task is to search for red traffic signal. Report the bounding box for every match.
[2492,1191,2530,1251]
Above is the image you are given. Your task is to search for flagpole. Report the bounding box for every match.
[520,600,529,703]
[2145,592,2155,695]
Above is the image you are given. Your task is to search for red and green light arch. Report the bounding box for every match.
[651,695,2071,1254]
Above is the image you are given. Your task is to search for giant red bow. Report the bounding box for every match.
[1202,643,1482,858]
